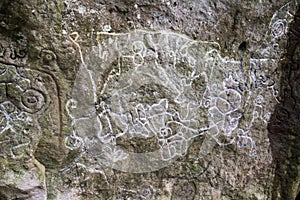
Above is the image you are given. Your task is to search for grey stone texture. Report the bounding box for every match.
[0,0,299,199]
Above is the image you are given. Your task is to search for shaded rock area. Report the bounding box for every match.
[0,0,299,199]
[268,7,300,200]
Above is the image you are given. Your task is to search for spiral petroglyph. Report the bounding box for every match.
[0,62,60,159]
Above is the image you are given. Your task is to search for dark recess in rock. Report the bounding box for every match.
[268,7,300,200]
[238,41,247,52]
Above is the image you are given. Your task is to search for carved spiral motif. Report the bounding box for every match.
[21,89,46,113]
[271,19,286,38]
[0,63,54,158]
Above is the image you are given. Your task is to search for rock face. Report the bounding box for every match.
[0,0,299,199]
[268,7,300,199]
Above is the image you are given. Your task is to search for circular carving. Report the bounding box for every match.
[159,126,173,138]
[136,188,155,199]
[21,89,46,113]
[172,181,196,200]
[65,136,82,150]
[271,19,286,38]
[42,50,56,63]
[41,49,58,70]
[216,89,242,114]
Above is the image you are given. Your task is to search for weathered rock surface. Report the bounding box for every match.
[0,0,299,199]
[0,158,46,199]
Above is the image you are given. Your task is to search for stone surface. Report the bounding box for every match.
[0,157,46,199]
[0,0,299,199]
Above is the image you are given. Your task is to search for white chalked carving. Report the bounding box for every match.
[68,29,281,172]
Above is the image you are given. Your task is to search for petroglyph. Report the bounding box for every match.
[0,34,28,65]
[67,29,282,172]
[271,19,287,39]
[0,62,60,158]
[68,30,214,172]
[172,180,196,200]
[1,0,300,199]
[261,0,299,59]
